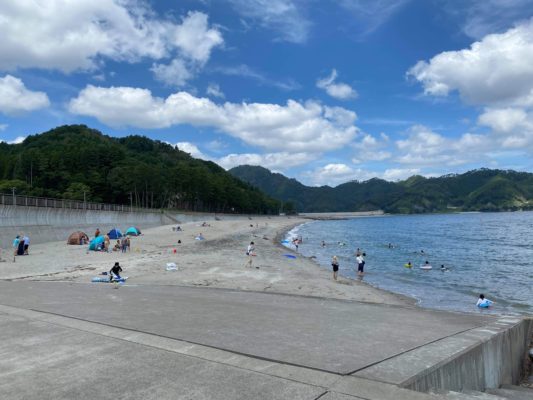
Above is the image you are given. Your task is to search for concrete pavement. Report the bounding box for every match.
[0,281,519,400]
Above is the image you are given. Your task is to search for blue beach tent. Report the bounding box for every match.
[88,236,105,251]
[107,228,123,239]
[125,226,141,236]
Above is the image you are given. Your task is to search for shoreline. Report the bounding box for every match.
[278,220,419,308]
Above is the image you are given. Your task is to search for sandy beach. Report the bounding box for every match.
[0,217,412,306]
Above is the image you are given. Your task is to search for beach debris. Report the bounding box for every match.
[166,262,177,271]
[283,254,297,259]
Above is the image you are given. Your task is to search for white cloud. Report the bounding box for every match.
[206,83,225,98]
[439,0,533,39]
[478,107,533,148]
[0,135,26,144]
[317,69,357,100]
[381,168,420,181]
[174,142,209,160]
[68,85,358,152]
[408,19,533,155]
[306,163,368,186]
[0,75,50,115]
[407,18,533,107]
[337,0,411,37]
[351,133,392,163]
[0,2,222,74]
[304,163,423,186]
[477,108,529,133]
[394,125,491,167]
[215,64,300,91]
[226,0,311,43]
[218,152,316,170]
[151,59,193,87]
[8,136,26,144]
[171,11,223,64]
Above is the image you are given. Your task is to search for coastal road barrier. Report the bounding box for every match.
[0,204,283,246]
[354,316,533,393]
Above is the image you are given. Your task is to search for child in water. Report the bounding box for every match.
[476,294,493,308]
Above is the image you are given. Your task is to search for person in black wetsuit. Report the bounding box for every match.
[109,262,123,282]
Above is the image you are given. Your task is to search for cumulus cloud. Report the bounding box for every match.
[0,2,222,76]
[226,0,311,43]
[0,75,50,115]
[174,142,209,160]
[408,19,533,154]
[68,85,358,152]
[394,125,491,167]
[218,152,316,170]
[305,163,367,186]
[317,69,357,100]
[171,11,224,64]
[351,133,391,163]
[407,18,533,107]
[478,107,533,148]
[151,59,193,87]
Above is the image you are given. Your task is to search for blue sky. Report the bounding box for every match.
[1,0,533,186]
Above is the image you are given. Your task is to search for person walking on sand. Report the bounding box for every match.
[245,241,256,268]
[331,256,339,280]
[356,253,365,276]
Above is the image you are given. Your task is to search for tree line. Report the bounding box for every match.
[0,125,280,214]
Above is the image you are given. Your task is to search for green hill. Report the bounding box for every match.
[229,165,533,213]
[0,125,280,214]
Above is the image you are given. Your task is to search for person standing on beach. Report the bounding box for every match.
[23,235,30,255]
[356,253,365,276]
[12,235,20,262]
[245,241,256,268]
[331,256,339,280]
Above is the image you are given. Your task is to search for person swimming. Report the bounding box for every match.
[404,261,412,268]
[440,264,449,271]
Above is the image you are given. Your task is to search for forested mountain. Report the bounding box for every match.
[229,165,533,213]
[0,125,280,214]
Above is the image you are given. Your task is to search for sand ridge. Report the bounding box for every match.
[0,217,413,305]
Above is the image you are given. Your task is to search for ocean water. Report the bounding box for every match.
[285,212,533,315]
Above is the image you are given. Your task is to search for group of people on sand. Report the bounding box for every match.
[12,234,30,261]
[93,228,131,252]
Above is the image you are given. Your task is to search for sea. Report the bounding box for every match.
[284,211,533,316]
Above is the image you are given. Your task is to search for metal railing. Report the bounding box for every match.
[0,193,155,213]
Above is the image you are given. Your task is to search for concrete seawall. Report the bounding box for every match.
[0,204,272,246]
[354,316,533,393]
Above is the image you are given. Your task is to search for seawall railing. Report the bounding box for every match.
[0,193,155,213]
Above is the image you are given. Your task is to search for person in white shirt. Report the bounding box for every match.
[356,253,365,276]
[476,294,493,308]
[245,241,256,268]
